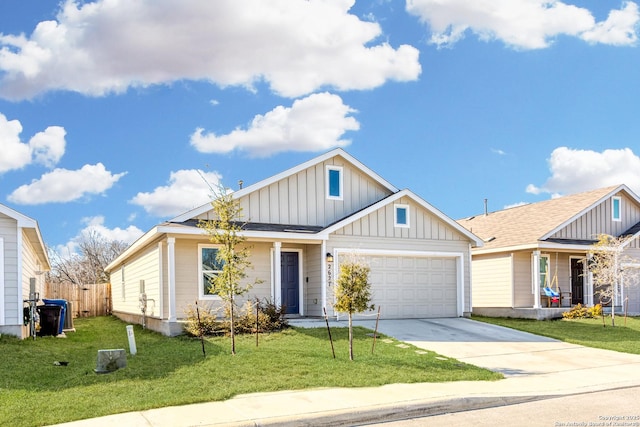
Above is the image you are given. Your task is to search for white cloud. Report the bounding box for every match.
[191,92,360,157]
[7,163,126,204]
[130,169,222,217]
[406,0,639,49]
[0,113,66,173]
[55,215,144,257]
[0,0,421,100]
[526,147,640,196]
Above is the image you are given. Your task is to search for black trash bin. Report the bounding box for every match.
[37,305,62,336]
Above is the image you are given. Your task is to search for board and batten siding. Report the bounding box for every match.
[236,157,392,227]
[550,193,640,241]
[0,214,18,325]
[333,197,466,241]
[471,254,512,308]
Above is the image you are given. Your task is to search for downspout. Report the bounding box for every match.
[468,243,473,316]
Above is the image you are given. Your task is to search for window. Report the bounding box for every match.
[199,245,224,298]
[612,196,621,222]
[394,204,410,227]
[539,255,550,289]
[326,166,343,200]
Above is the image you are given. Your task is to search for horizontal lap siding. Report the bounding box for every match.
[239,157,392,227]
[471,254,512,308]
[0,216,18,325]
[112,244,161,317]
[513,252,534,307]
[174,240,273,320]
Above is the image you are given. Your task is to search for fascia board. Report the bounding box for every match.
[539,184,631,241]
[105,226,161,272]
[170,148,399,223]
[472,241,594,255]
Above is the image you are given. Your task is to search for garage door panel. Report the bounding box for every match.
[358,254,458,319]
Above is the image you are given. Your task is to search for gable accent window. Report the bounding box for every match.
[612,196,621,222]
[199,245,224,299]
[394,204,410,228]
[326,165,343,200]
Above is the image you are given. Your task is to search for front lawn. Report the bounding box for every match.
[473,315,640,354]
[0,316,501,427]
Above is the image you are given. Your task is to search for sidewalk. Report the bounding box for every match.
[50,319,640,426]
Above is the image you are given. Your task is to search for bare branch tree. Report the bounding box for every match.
[588,234,640,326]
[48,231,129,286]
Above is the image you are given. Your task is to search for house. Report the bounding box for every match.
[457,184,640,319]
[105,149,483,335]
[0,204,50,339]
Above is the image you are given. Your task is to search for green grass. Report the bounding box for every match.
[473,315,640,354]
[0,316,501,427]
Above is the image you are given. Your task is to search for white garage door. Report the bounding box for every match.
[364,254,459,318]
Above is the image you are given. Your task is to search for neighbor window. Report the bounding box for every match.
[199,245,224,298]
[612,197,621,222]
[394,204,410,228]
[539,255,550,289]
[326,166,343,200]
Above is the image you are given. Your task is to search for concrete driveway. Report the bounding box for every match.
[350,317,640,378]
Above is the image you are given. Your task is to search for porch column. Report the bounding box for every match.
[167,237,176,322]
[532,250,541,309]
[158,242,164,319]
[273,242,282,307]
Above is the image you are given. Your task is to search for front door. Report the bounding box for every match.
[571,258,584,305]
[281,252,299,314]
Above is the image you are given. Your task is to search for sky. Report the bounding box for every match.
[2,0,640,257]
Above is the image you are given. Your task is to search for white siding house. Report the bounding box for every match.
[106,149,483,335]
[0,204,50,339]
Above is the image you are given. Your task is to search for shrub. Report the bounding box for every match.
[183,303,226,337]
[184,299,288,337]
[562,303,602,319]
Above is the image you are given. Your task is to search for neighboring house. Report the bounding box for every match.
[458,184,640,319]
[0,204,50,339]
[105,149,483,335]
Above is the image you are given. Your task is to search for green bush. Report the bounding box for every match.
[562,303,602,319]
[184,299,288,337]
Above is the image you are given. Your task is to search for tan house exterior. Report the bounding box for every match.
[458,185,640,319]
[0,204,50,339]
[105,149,483,335]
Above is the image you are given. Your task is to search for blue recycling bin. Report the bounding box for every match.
[42,299,67,335]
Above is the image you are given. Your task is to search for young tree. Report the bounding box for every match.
[588,234,640,326]
[334,255,374,360]
[199,187,259,355]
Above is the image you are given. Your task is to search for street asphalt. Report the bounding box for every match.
[49,317,640,427]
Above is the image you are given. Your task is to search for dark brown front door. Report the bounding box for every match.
[571,258,584,305]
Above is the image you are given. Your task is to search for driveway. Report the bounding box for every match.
[349,317,640,377]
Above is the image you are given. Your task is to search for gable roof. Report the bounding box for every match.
[0,203,50,271]
[457,184,637,253]
[324,189,484,247]
[171,148,399,223]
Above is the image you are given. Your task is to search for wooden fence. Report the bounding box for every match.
[43,282,112,317]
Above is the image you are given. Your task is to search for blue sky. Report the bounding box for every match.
[2,0,640,255]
